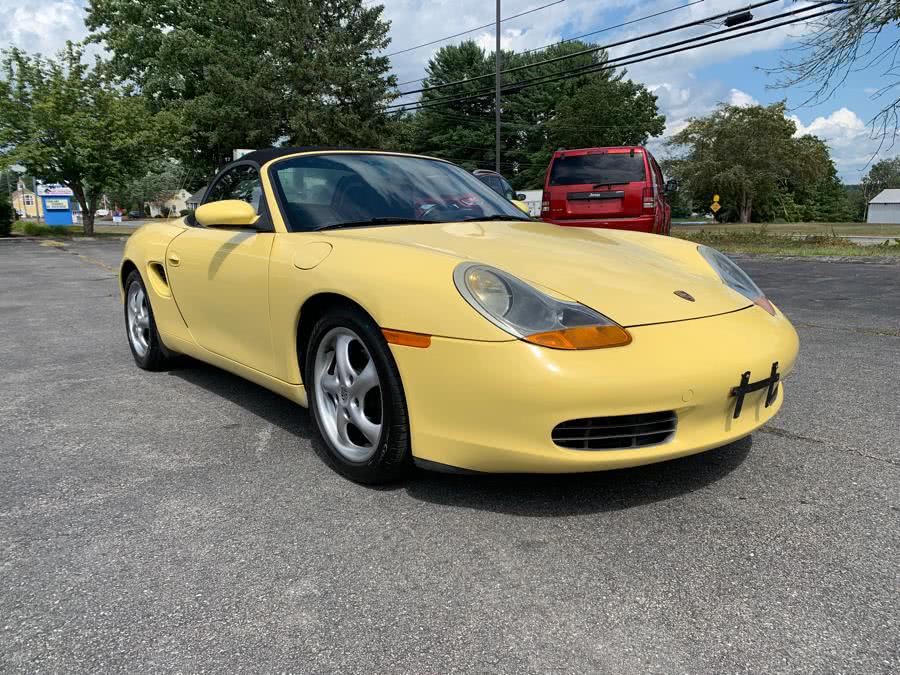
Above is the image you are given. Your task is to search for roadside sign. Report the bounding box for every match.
[710,202,721,213]
[713,194,720,203]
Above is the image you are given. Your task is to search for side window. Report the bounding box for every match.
[480,174,503,195]
[499,177,516,201]
[650,155,663,192]
[205,165,264,214]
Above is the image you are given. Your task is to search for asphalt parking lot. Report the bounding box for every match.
[1,238,898,673]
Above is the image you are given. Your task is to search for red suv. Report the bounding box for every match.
[540,146,675,234]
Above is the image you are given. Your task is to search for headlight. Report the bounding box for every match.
[698,245,775,315]
[453,263,631,349]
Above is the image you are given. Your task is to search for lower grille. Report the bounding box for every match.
[552,411,677,450]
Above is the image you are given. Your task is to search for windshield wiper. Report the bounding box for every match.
[459,215,531,223]
[316,217,435,231]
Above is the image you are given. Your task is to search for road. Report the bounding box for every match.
[1,239,898,673]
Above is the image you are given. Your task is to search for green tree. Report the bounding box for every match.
[666,102,832,223]
[396,41,665,189]
[86,0,395,177]
[109,159,196,213]
[0,44,171,235]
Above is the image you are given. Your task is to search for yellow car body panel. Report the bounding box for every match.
[120,149,800,474]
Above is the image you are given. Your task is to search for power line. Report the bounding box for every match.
[384,0,566,58]
[393,0,705,87]
[428,110,665,132]
[520,0,706,56]
[386,2,841,113]
[391,0,783,100]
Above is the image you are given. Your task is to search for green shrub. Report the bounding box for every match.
[22,221,57,236]
[0,193,13,237]
[179,208,191,216]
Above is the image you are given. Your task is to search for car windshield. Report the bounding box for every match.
[271,153,530,231]
[549,152,646,186]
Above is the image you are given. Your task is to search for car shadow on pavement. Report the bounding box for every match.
[167,358,317,439]
[402,439,752,517]
[167,358,751,516]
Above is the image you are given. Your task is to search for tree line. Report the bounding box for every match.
[1,0,897,234]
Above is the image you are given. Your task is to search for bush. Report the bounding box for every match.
[21,222,58,236]
[0,193,13,237]
[179,208,191,216]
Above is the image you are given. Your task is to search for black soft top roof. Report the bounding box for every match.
[237,146,434,167]
[237,146,348,165]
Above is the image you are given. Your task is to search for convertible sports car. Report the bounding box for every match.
[120,148,799,483]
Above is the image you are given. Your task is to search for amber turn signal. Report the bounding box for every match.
[382,328,432,348]
[524,325,632,350]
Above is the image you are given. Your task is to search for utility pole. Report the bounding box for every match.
[33,177,42,223]
[495,0,501,172]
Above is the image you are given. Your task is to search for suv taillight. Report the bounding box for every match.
[541,190,550,214]
[643,186,656,210]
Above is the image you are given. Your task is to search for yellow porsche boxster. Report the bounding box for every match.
[120,148,799,483]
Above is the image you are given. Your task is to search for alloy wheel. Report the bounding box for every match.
[126,281,151,357]
[313,327,384,462]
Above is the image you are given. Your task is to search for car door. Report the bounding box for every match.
[165,163,277,375]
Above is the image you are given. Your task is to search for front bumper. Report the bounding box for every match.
[389,306,799,473]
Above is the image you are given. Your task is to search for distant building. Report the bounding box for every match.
[148,188,192,217]
[867,189,900,223]
[11,181,42,219]
[186,186,208,211]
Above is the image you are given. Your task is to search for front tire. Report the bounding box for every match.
[124,270,171,371]
[305,306,411,484]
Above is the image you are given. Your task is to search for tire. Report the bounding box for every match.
[304,305,411,484]
[124,269,171,371]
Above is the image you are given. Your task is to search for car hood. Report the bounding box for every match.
[326,220,751,326]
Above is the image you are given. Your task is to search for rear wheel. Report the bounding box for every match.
[124,270,171,371]
[305,306,411,484]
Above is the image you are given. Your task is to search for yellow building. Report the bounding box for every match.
[11,182,43,219]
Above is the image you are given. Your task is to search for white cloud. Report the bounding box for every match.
[728,88,758,107]
[0,0,89,56]
[789,108,890,179]
[790,107,867,144]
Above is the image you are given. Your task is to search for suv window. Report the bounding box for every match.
[549,153,646,186]
[206,165,264,213]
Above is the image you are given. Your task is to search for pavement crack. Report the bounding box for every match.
[759,425,824,444]
[761,425,900,468]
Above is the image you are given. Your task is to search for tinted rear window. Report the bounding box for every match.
[549,153,646,186]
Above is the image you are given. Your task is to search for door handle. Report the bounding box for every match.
[167,252,181,267]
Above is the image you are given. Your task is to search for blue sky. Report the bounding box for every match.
[2,0,896,181]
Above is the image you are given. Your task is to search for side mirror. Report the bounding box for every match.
[515,193,527,201]
[195,199,258,228]
[665,179,678,193]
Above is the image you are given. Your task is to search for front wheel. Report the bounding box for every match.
[124,270,171,371]
[305,306,411,484]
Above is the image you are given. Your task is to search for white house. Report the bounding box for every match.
[867,189,900,224]
[148,188,192,217]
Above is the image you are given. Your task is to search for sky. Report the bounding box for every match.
[2,0,897,182]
